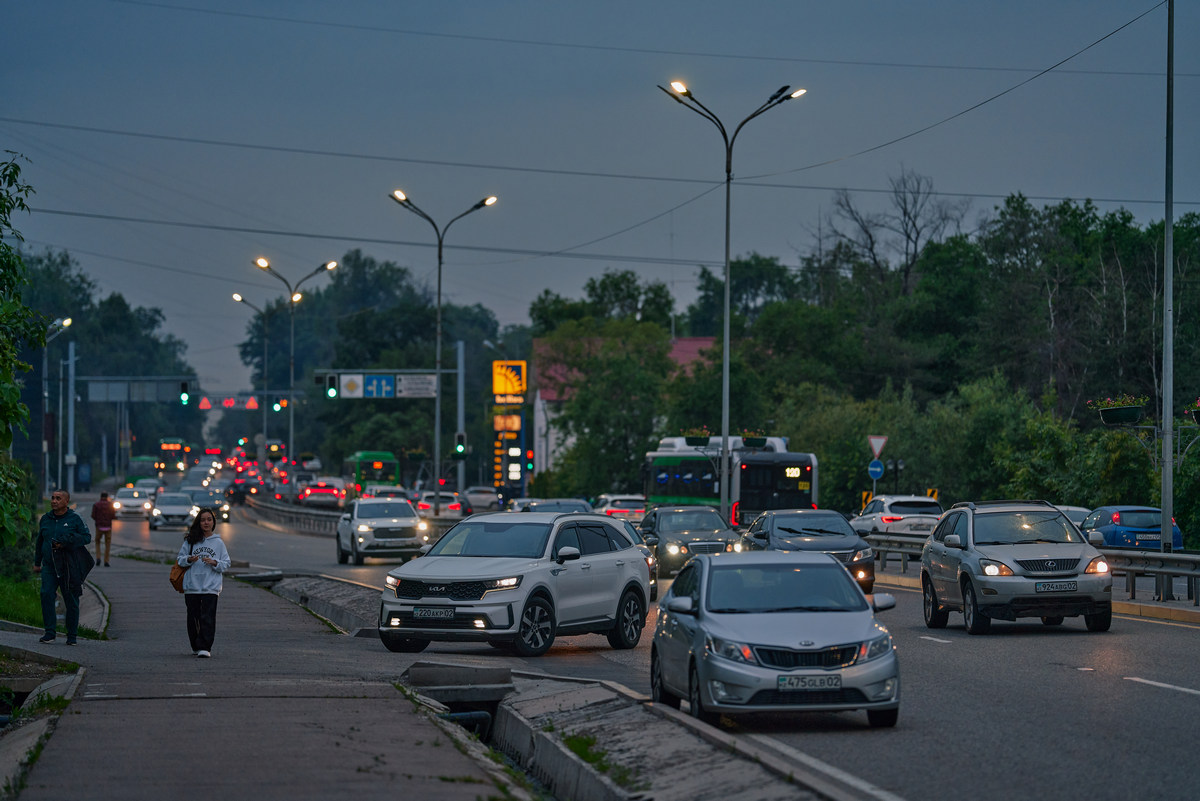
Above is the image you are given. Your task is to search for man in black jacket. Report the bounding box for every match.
[33,489,93,644]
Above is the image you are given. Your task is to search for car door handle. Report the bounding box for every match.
[579,563,592,570]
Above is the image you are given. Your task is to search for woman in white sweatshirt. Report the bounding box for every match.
[177,508,231,658]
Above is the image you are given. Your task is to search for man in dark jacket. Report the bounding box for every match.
[34,489,93,644]
[91,491,116,566]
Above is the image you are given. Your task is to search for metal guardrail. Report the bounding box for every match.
[245,496,459,540]
[865,533,1200,605]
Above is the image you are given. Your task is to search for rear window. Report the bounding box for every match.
[887,501,942,515]
[1115,510,1161,528]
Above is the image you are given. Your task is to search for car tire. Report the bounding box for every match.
[688,664,719,726]
[650,649,681,709]
[962,578,991,634]
[352,538,364,566]
[867,708,899,728]
[1041,616,1064,626]
[513,596,555,657]
[922,577,949,629]
[336,533,348,565]
[380,634,429,653]
[606,590,644,650]
[1085,608,1112,632]
[860,581,874,594]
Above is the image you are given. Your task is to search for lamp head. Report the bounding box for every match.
[255,257,270,270]
[323,260,338,271]
[484,196,498,206]
[670,80,689,96]
[789,88,807,99]
[291,292,303,304]
[232,293,244,303]
[391,189,407,203]
[60,317,72,328]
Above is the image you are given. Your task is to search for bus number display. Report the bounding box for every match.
[785,466,801,478]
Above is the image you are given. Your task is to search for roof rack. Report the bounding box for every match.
[950,499,1058,510]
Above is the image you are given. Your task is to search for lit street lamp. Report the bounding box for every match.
[389,188,497,515]
[42,317,72,497]
[232,293,275,449]
[252,258,338,466]
[658,79,805,523]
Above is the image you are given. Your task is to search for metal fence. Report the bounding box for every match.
[245,496,458,540]
[865,533,1200,605]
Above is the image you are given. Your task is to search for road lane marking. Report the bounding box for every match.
[1124,677,1200,696]
[919,635,952,643]
[747,734,910,801]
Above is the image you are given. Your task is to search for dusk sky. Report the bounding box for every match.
[7,1,1196,394]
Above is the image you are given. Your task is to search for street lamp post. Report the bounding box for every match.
[42,317,72,497]
[253,258,338,467]
[389,188,497,515]
[232,294,272,449]
[658,80,805,524]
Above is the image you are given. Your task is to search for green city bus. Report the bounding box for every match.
[342,451,400,496]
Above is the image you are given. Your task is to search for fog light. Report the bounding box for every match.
[856,569,866,579]
[867,678,898,701]
[389,616,401,626]
[474,619,486,629]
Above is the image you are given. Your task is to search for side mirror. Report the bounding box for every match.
[418,543,432,556]
[869,592,897,611]
[945,534,962,548]
[1088,532,1105,547]
[556,545,581,564]
[643,534,659,547]
[340,514,350,521]
[666,596,695,615]
[753,530,768,540]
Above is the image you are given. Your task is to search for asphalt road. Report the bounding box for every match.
[107,502,1200,800]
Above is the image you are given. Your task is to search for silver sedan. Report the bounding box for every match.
[651,550,900,728]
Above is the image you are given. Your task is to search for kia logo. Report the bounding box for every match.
[427,585,447,593]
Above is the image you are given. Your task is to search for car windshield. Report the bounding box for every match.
[116,489,139,498]
[705,563,867,613]
[527,501,588,512]
[660,509,725,533]
[190,491,224,504]
[610,498,643,508]
[773,513,854,538]
[358,502,417,519]
[887,501,942,515]
[428,520,552,558]
[974,511,1084,545]
[157,493,191,505]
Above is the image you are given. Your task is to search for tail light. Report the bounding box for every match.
[881,516,903,523]
[1111,512,1121,525]
[448,503,461,511]
[418,501,431,511]
[730,501,740,527]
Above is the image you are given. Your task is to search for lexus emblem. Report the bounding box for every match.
[1045,561,1056,570]
[798,640,814,647]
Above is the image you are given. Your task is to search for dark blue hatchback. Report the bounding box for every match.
[1079,506,1183,549]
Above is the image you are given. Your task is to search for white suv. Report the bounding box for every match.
[379,512,651,656]
[852,494,943,538]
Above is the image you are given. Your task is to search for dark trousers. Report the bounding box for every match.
[40,563,80,640]
[185,593,220,652]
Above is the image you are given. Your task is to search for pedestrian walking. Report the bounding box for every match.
[33,489,93,645]
[177,508,230,658]
[91,491,116,566]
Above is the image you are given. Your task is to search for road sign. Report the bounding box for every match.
[868,459,885,480]
[398,374,437,398]
[868,435,888,459]
[340,374,364,398]
[364,374,395,398]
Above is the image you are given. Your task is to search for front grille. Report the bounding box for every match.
[372,528,418,540]
[689,541,727,555]
[395,612,498,629]
[393,579,489,601]
[1015,558,1081,574]
[755,645,859,669]
[747,688,869,706]
[827,550,854,564]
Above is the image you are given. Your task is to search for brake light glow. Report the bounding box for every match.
[881,516,903,523]
[1111,512,1121,525]
[730,501,739,527]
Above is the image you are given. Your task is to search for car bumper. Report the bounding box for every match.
[353,532,428,557]
[696,651,900,715]
[378,591,522,643]
[974,574,1112,620]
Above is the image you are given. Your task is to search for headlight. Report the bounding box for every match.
[190,506,199,515]
[852,546,874,562]
[482,576,522,592]
[666,543,681,556]
[1085,556,1109,574]
[385,575,400,588]
[705,634,757,664]
[152,509,162,516]
[980,559,1014,577]
[858,626,894,663]
[417,520,428,531]
[356,523,373,533]
[731,541,745,552]
[113,501,122,509]
[221,504,230,512]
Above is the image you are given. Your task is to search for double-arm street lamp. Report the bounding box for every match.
[658,79,805,523]
[389,189,497,515]
[252,258,338,466]
[43,317,72,497]
[231,293,274,449]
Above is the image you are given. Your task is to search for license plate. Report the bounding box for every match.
[912,523,932,531]
[1137,533,1160,541]
[778,674,842,691]
[1035,581,1077,593]
[413,607,454,620]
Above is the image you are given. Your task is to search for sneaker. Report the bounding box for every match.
[197,650,211,658]
[104,562,111,567]
[39,633,55,643]
[66,640,77,646]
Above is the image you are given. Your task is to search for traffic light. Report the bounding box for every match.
[179,381,190,405]
[453,432,467,459]
[272,398,284,412]
[525,449,534,471]
[326,374,338,399]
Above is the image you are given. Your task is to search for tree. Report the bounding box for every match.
[1,153,48,544]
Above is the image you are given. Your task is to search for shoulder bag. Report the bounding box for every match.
[169,543,191,593]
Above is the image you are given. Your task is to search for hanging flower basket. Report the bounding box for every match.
[1099,406,1142,426]
[1190,409,1200,425]
[741,436,767,448]
[684,436,709,446]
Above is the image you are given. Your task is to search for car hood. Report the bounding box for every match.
[770,534,864,552]
[663,528,738,543]
[393,555,540,580]
[702,608,880,649]
[155,503,192,513]
[974,542,1099,563]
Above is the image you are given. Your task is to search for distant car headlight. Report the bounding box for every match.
[190,506,200,515]
[979,559,1014,577]
[858,627,894,663]
[221,504,230,512]
[356,523,373,533]
[417,520,428,531]
[112,501,122,510]
[1085,556,1109,574]
[852,546,874,562]
[152,509,162,516]
[731,541,745,552]
[705,634,757,665]
[666,543,681,556]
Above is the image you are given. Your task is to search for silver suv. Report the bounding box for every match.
[852,494,943,538]
[379,512,651,656]
[920,500,1112,634]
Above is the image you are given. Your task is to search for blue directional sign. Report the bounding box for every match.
[868,459,885,480]
[364,374,395,398]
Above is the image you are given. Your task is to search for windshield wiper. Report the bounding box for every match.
[706,608,753,614]
[777,527,842,536]
[755,605,850,613]
[1014,538,1063,544]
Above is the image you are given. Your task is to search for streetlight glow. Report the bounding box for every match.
[484,196,498,206]
[670,81,689,95]
[255,257,270,269]
[790,88,807,99]
[291,292,303,303]
[392,189,407,203]
[323,261,338,271]
[232,293,244,302]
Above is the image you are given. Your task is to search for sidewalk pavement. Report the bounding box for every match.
[0,556,532,801]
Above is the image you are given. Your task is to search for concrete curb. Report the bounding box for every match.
[0,651,87,796]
